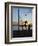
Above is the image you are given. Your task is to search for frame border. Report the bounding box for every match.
[5,2,37,44]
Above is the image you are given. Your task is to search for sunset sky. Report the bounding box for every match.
[11,7,32,25]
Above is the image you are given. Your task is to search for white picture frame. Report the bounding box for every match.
[5,2,37,44]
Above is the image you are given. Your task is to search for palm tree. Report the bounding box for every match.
[28,23,32,31]
[24,21,28,30]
